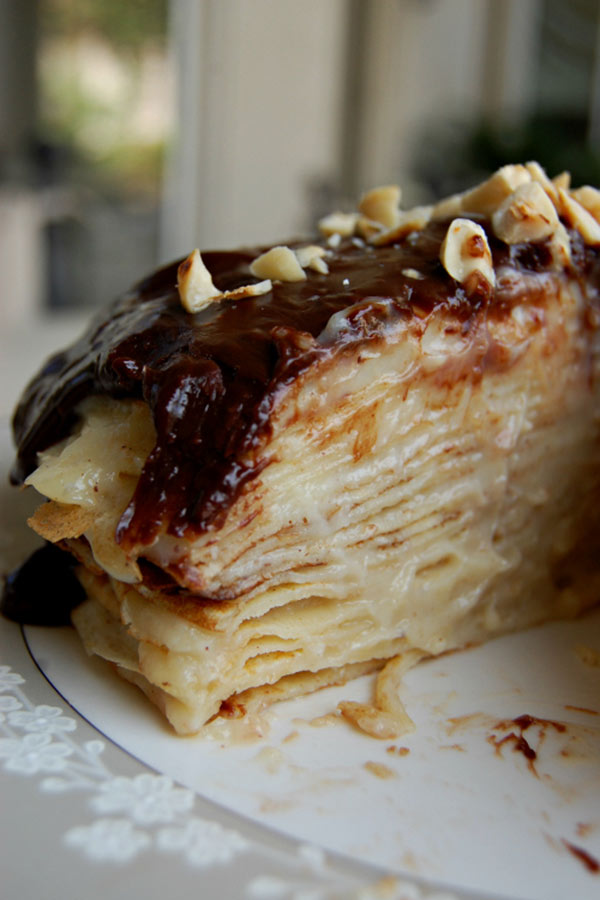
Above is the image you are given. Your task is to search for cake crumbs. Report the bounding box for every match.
[362,875,402,898]
[564,704,599,716]
[575,644,600,668]
[307,713,341,728]
[386,744,410,756]
[364,761,396,780]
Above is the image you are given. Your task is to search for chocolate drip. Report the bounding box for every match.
[10,222,596,546]
[1,543,86,626]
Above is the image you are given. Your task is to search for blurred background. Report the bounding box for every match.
[1,0,600,414]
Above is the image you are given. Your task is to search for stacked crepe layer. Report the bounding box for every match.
[26,266,600,733]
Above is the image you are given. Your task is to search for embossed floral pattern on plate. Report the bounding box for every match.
[0,657,451,899]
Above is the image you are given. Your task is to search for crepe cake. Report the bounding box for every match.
[9,163,600,736]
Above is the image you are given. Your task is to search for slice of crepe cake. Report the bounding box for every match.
[11,164,600,735]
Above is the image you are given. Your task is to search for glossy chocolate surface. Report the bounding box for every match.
[1,543,86,625]
[10,221,598,545]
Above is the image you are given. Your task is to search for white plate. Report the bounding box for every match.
[1,418,599,900]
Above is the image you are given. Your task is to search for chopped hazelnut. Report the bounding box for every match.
[295,244,329,274]
[558,188,600,245]
[372,205,432,245]
[431,193,464,221]
[356,215,385,240]
[440,218,495,293]
[318,211,358,238]
[553,171,571,193]
[250,246,307,282]
[549,222,572,268]
[178,249,272,313]
[571,185,600,223]
[358,185,401,230]
[221,280,272,301]
[177,249,219,313]
[525,161,560,205]
[491,182,560,244]
[461,164,531,216]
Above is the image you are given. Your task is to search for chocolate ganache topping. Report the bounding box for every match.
[10,219,596,546]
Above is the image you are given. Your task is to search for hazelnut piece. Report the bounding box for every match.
[558,188,600,245]
[440,218,495,294]
[295,245,329,274]
[178,249,219,313]
[250,246,307,282]
[318,211,359,238]
[461,164,531,217]
[491,182,560,244]
[372,205,432,245]
[571,185,600,223]
[358,185,401,230]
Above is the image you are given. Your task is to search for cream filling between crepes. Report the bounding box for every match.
[26,396,156,582]
[22,275,600,735]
